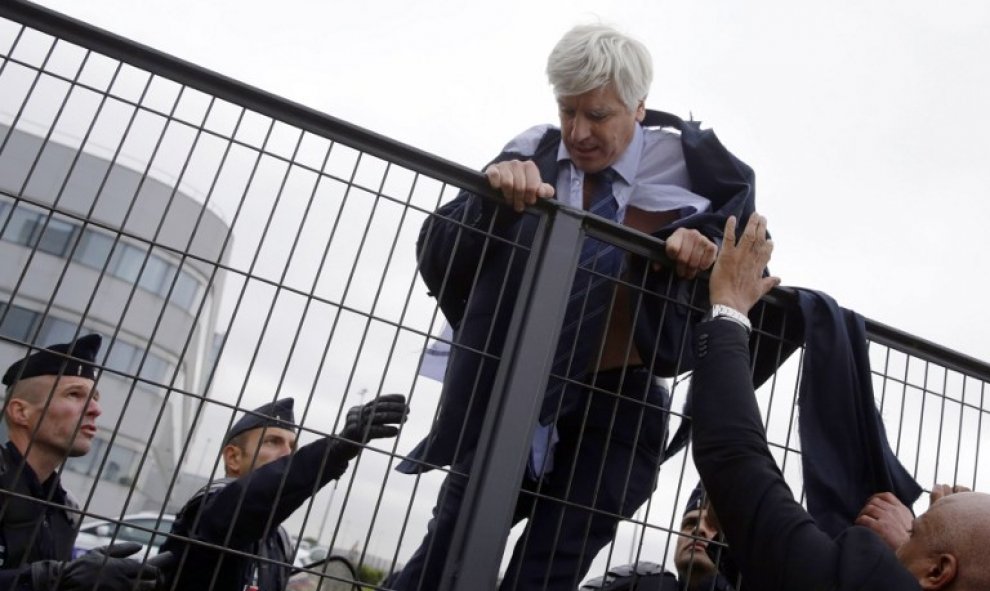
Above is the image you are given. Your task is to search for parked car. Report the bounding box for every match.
[72,512,176,559]
[287,554,360,591]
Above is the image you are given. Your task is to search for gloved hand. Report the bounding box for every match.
[31,542,162,591]
[334,393,409,460]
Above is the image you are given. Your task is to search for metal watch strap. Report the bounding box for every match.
[707,304,752,333]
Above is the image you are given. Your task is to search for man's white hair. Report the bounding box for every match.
[546,24,653,112]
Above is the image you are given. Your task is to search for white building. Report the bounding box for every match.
[0,121,228,517]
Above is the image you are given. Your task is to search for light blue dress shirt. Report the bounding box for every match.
[503,122,711,479]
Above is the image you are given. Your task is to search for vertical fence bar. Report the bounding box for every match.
[442,207,585,591]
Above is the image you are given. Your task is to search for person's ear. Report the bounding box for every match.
[5,398,32,428]
[921,553,957,589]
[635,100,646,122]
[222,444,242,478]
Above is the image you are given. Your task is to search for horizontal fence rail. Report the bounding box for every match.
[0,2,987,591]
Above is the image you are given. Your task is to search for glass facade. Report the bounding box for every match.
[1,198,204,309]
[64,435,139,486]
[0,302,174,383]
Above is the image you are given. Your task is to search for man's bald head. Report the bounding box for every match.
[897,491,990,590]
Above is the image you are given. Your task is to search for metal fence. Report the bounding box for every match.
[0,2,988,590]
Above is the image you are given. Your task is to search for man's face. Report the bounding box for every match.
[226,426,297,476]
[675,507,719,584]
[18,375,101,458]
[557,84,645,174]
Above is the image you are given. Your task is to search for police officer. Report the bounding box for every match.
[0,334,162,590]
[577,484,736,591]
[673,484,736,591]
[162,394,408,591]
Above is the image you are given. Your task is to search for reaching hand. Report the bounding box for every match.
[854,492,913,550]
[335,394,409,459]
[708,214,780,315]
[31,542,162,591]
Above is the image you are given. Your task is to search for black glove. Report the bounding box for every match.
[31,542,162,591]
[334,393,409,460]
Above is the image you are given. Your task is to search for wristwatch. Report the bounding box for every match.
[705,304,751,334]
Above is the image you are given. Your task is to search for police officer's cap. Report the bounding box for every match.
[683,481,707,515]
[224,398,296,445]
[2,333,103,387]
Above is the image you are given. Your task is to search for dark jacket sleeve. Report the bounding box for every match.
[0,566,33,591]
[640,111,757,245]
[192,437,351,549]
[416,156,530,329]
[690,320,918,591]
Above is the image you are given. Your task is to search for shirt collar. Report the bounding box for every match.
[556,123,643,185]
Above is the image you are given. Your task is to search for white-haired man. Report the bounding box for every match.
[394,24,760,590]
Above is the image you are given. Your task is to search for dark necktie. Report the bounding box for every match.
[541,168,623,422]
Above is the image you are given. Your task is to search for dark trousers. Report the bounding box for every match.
[391,368,669,591]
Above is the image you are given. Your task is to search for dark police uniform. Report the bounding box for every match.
[0,334,98,590]
[165,477,294,591]
[162,398,351,591]
[579,484,737,591]
[0,442,80,589]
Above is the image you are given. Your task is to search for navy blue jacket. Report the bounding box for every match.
[399,111,759,473]
[0,442,79,591]
[797,290,922,537]
[162,437,351,591]
[692,319,921,590]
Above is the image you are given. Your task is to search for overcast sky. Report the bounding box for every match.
[35,0,990,365]
[21,0,990,578]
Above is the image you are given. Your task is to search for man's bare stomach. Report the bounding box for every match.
[595,206,679,372]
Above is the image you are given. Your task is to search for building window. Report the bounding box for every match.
[138,353,169,382]
[137,254,175,294]
[39,316,84,346]
[171,270,201,310]
[73,230,114,269]
[109,243,144,284]
[64,438,101,476]
[102,442,138,485]
[0,304,39,342]
[35,218,77,257]
[2,206,41,247]
[0,206,77,257]
[105,341,137,375]
[0,197,205,309]
[0,303,173,385]
[64,436,138,486]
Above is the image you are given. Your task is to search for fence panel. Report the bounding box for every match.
[0,3,987,591]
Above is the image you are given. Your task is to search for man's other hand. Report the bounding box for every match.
[484,160,555,213]
[930,483,972,505]
[708,214,779,315]
[665,228,718,279]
